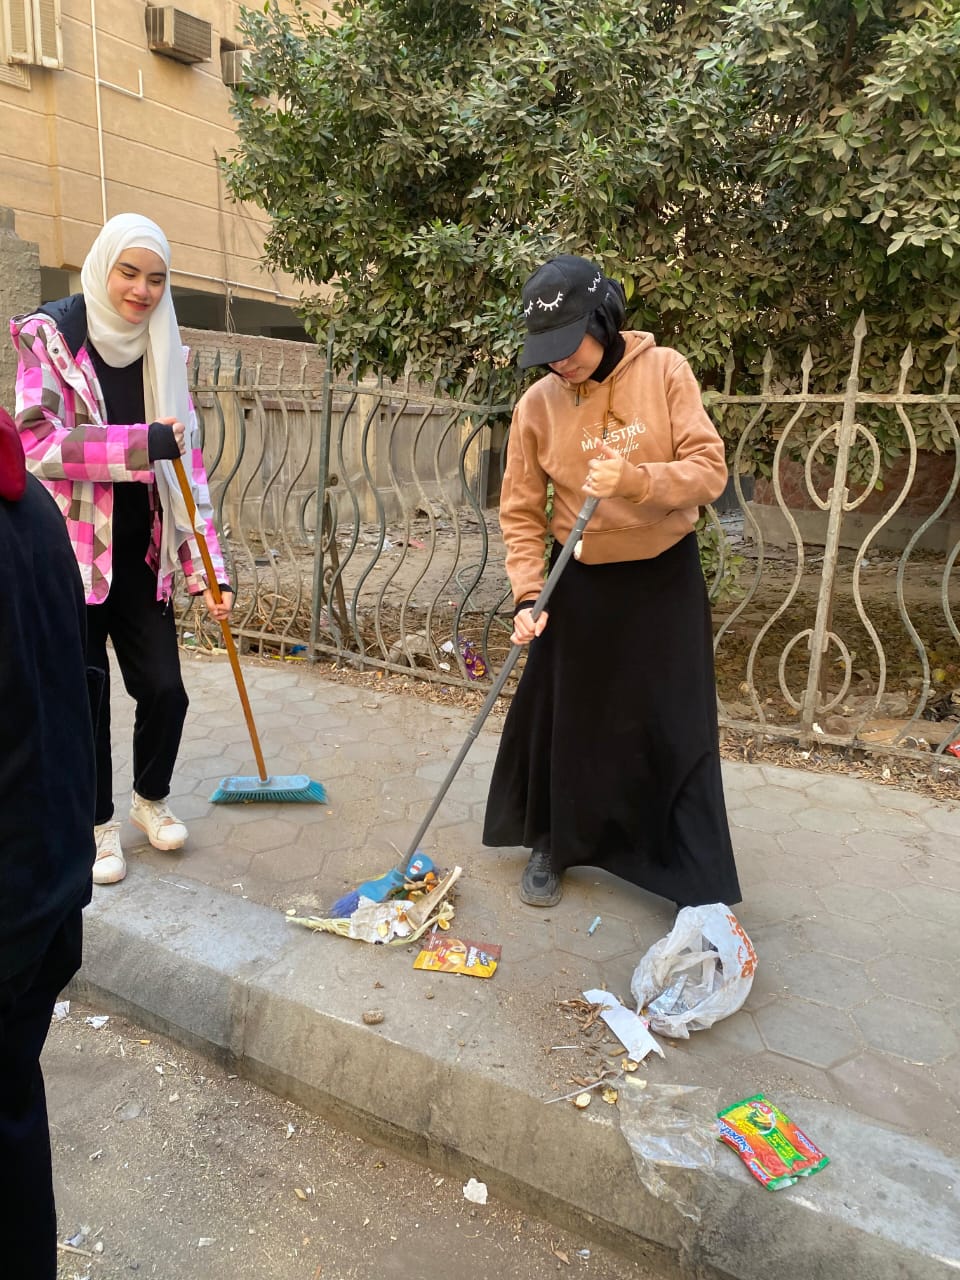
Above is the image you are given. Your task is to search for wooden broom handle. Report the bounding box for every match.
[172,457,269,782]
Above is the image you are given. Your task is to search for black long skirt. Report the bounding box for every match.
[482,533,741,907]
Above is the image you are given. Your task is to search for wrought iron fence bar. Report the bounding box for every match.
[185,321,958,767]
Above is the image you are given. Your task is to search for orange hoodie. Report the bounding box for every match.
[499,331,728,604]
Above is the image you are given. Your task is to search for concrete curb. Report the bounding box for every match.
[70,869,960,1280]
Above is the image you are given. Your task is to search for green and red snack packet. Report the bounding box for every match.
[717,1095,829,1190]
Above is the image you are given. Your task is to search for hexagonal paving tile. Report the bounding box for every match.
[771,831,843,886]
[845,830,924,862]
[505,947,591,996]
[833,855,916,890]
[737,883,822,929]
[815,883,903,924]
[379,774,444,804]
[422,800,473,828]
[904,851,960,891]
[920,832,960,866]
[865,785,941,815]
[867,951,958,1010]
[920,805,960,838]
[250,839,331,884]
[754,997,862,1068]
[830,1051,955,1143]
[807,775,888,807]
[858,807,929,837]
[758,764,814,792]
[745,850,833,888]
[794,807,863,836]
[737,1050,841,1106]
[796,914,893,964]
[727,805,799,834]
[881,912,957,961]
[229,817,303,853]
[775,950,877,1009]
[852,995,958,1064]
[892,882,960,928]
[551,912,641,962]
[747,786,811,814]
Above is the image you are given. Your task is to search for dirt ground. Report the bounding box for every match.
[46,1005,675,1280]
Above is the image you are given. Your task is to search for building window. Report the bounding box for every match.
[3,0,63,70]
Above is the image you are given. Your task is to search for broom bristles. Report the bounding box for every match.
[209,774,327,804]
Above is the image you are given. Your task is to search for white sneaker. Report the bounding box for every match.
[129,791,188,851]
[93,821,127,884]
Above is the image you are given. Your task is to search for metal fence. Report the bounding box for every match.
[185,323,960,763]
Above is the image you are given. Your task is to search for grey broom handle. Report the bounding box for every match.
[402,496,599,862]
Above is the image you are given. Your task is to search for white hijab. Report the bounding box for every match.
[81,213,198,577]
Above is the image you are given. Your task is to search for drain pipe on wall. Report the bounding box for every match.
[90,0,143,224]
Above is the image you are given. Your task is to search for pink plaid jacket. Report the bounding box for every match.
[11,307,227,605]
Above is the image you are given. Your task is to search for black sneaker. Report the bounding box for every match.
[520,849,562,907]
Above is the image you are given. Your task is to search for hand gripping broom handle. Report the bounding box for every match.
[402,496,600,863]
[172,457,269,783]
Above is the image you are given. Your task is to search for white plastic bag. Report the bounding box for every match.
[630,904,756,1038]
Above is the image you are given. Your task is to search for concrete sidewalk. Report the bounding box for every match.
[72,650,960,1279]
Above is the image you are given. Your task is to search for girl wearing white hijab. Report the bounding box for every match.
[11,213,233,886]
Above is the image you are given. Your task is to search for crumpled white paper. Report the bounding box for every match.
[583,988,664,1061]
[462,1177,488,1205]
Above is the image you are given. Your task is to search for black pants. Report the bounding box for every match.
[0,908,84,1280]
[86,559,188,824]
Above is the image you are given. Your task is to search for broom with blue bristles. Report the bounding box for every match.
[173,458,326,805]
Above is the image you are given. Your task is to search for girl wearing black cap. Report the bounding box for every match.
[482,254,741,912]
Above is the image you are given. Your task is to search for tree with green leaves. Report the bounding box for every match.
[225,0,960,419]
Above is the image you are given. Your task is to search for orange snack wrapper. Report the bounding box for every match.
[413,931,501,978]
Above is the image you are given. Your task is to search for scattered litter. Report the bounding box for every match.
[460,636,486,680]
[631,904,756,1038]
[462,1177,488,1205]
[414,931,501,978]
[84,1015,109,1031]
[945,742,960,758]
[197,1237,216,1247]
[362,1009,385,1025]
[53,1001,70,1021]
[587,915,602,936]
[582,989,663,1062]
[546,1074,619,1106]
[289,867,461,944]
[717,1095,829,1190]
[618,1079,719,1221]
[329,852,436,918]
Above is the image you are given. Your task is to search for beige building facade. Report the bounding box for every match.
[0,0,326,336]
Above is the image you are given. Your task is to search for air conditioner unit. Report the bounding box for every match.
[221,48,254,88]
[145,6,212,65]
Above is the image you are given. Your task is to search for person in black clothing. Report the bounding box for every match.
[0,405,97,1279]
[11,214,233,884]
[482,254,741,912]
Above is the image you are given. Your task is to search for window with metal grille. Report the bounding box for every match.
[3,0,62,69]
